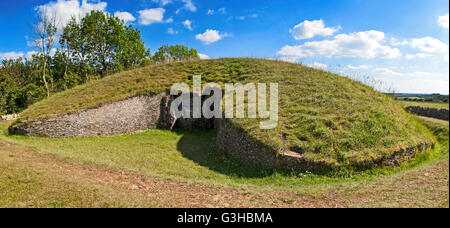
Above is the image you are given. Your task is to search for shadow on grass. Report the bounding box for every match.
[175,129,282,179]
[175,123,449,180]
[175,129,352,179]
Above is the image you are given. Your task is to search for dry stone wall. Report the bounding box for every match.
[216,120,280,168]
[9,95,172,137]
[8,94,436,171]
[216,120,321,170]
[9,93,217,137]
[10,93,302,169]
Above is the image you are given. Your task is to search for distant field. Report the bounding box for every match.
[416,116,449,127]
[398,100,449,110]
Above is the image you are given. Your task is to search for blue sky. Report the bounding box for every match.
[1,0,449,94]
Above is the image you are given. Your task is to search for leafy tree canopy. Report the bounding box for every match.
[0,10,200,115]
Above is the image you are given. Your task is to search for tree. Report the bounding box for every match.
[61,17,95,81]
[1,10,201,115]
[118,25,152,69]
[61,11,151,77]
[29,9,57,97]
[59,17,78,77]
[0,58,46,114]
[153,44,199,63]
[80,11,117,76]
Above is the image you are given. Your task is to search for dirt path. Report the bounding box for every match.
[1,138,448,208]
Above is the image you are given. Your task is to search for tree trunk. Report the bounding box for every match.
[102,56,107,77]
[64,53,68,76]
[64,45,70,76]
[42,58,50,97]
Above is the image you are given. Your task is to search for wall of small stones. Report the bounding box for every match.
[216,119,435,170]
[9,92,305,169]
[216,120,340,170]
[9,93,217,137]
[405,106,449,121]
[8,95,438,170]
[1,114,19,121]
[216,120,281,168]
[9,95,173,137]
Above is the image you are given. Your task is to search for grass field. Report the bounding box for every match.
[2,58,447,207]
[0,116,448,207]
[11,58,433,169]
[398,100,449,110]
[0,121,444,190]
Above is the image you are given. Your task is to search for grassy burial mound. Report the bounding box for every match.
[9,58,434,170]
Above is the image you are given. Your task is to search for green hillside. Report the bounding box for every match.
[10,58,433,168]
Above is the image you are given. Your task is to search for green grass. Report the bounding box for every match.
[0,141,168,208]
[0,140,149,208]
[2,133,447,208]
[398,100,449,110]
[11,58,433,168]
[1,120,446,191]
[0,164,118,208]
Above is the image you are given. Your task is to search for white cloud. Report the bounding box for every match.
[438,14,449,29]
[346,64,372,70]
[167,28,178,34]
[405,53,432,60]
[373,68,409,77]
[230,13,258,21]
[195,29,228,44]
[207,8,226,15]
[390,37,408,46]
[36,0,107,29]
[165,17,173,23]
[198,53,210,59]
[114,11,135,23]
[278,56,299,63]
[138,8,165,25]
[25,37,36,48]
[152,0,172,6]
[372,68,449,94]
[0,50,54,60]
[308,62,328,69]
[444,55,449,62]
[376,78,449,94]
[289,19,340,40]
[0,52,24,60]
[373,67,446,78]
[183,0,196,11]
[409,37,448,53]
[391,37,448,57]
[26,51,38,59]
[278,30,401,59]
[0,50,60,60]
[183,20,193,30]
[50,48,57,56]
[218,8,226,14]
[176,0,196,13]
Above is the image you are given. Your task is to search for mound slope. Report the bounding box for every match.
[9,58,434,170]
